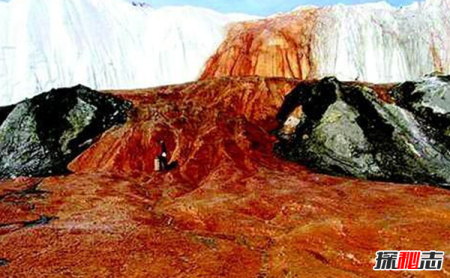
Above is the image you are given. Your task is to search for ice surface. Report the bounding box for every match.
[0,0,449,105]
[0,0,256,105]
[311,0,450,83]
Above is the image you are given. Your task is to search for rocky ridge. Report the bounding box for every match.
[0,85,131,179]
[275,75,450,187]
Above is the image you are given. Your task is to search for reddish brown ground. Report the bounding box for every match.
[201,9,319,81]
[0,77,450,277]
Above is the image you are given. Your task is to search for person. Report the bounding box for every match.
[156,140,168,171]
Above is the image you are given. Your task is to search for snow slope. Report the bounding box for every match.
[0,0,256,105]
[312,0,450,83]
[1,0,450,105]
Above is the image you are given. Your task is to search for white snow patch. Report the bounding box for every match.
[0,0,256,105]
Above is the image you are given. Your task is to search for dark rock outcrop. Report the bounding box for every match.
[0,85,132,179]
[0,259,9,267]
[0,105,15,126]
[274,76,450,187]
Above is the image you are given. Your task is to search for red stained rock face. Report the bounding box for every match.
[201,11,319,81]
[69,77,299,182]
[1,77,450,277]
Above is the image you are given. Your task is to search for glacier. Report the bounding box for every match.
[312,0,450,83]
[1,0,450,105]
[202,0,450,86]
[0,0,256,105]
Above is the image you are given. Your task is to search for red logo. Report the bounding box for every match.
[397,251,421,270]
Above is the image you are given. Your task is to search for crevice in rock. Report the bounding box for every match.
[0,258,9,267]
[392,79,450,150]
[0,104,15,126]
[0,180,47,204]
[0,215,58,230]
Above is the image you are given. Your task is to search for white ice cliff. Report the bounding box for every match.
[0,0,255,105]
[312,0,450,83]
[0,0,449,105]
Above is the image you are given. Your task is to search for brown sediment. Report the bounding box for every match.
[201,9,319,81]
